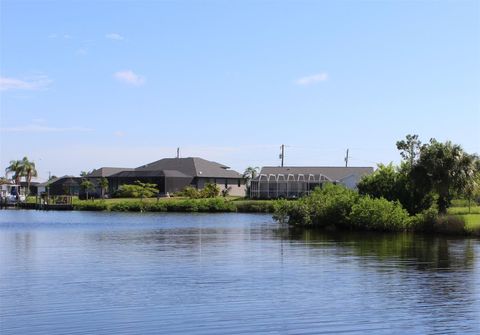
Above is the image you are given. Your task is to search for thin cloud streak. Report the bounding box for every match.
[294,72,328,86]
[0,76,52,91]
[114,70,145,86]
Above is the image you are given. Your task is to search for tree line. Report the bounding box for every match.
[358,134,479,214]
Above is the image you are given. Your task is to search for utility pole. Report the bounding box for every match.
[344,149,349,167]
[279,144,285,167]
[176,147,180,158]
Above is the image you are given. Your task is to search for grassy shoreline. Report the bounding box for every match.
[68,197,276,213]
[22,196,480,235]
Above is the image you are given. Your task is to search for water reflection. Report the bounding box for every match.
[281,227,477,271]
[1,211,479,335]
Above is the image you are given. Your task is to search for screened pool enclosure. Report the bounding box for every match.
[249,173,333,199]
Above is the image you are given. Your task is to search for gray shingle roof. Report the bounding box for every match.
[38,175,81,187]
[37,178,58,187]
[87,167,133,178]
[136,157,242,178]
[257,166,373,181]
[111,169,192,179]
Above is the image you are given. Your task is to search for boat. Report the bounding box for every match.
[0,184,26,205]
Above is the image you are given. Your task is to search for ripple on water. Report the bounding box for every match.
[0,210,479,334]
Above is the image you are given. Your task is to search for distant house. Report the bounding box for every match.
[20,181,40,195]
[89,157,246,197]
[249,166,373,199]
[37,176,82,196]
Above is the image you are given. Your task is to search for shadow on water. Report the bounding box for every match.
[271,226,480,330]
[274,226,477,271]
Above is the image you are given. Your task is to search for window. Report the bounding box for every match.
[225,179,228,188]
[237,179,241,187]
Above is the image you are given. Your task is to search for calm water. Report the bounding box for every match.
[1,211,479,334]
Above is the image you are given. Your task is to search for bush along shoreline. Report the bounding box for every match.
[72,198,274,214]
[272,184,480,236]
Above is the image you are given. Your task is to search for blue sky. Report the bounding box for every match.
[1,0,479,180]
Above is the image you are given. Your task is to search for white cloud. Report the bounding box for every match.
[0,75,52,91]
[294,72,328,86]
[114,70,145,86]
[106,33,124,41]
[114,130,126,137]
[0,124,94,133]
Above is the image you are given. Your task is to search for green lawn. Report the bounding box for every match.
[459,214,480,231]
[29,195,265,205]
[73,197,189,204]
[447,205,480,215]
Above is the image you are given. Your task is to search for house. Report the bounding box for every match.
[89,157,246,197]
[37,176,82,196]
[249,166,373,199]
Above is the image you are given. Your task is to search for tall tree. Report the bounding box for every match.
[396,134,422,167]
[357,162,433,215]
[22,157,38,195]
[81,179,94,200]
[5,160,23,185]
[414,139,477,214]
[99,177,109,199]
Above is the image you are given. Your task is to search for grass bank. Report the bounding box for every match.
[72,197,276,213]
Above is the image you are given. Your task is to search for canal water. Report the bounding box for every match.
[1,210,479,334]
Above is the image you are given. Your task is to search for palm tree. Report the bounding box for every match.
[22,157,37,195]
[5,159,23,185]
[81,179,94,200]
[243,166,260,186]
[99,177,109,199]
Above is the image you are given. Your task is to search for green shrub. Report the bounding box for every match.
[272,200,291,223]
[74,200,108,211]
[307,184,359,227]
[177,186,202,199]
[272,184,359,227]
[195,198,235,212]
[284,201,312,225]
[201,183,220,198]
[410,207,438,232]
[165,199,199,212]
[273,184,412,231]
[143,202,168,212]
[177,184,220,199]
[236,200,276,213]
[110,201,144,212]
[114,181,158,198]
[349,196,410,231]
